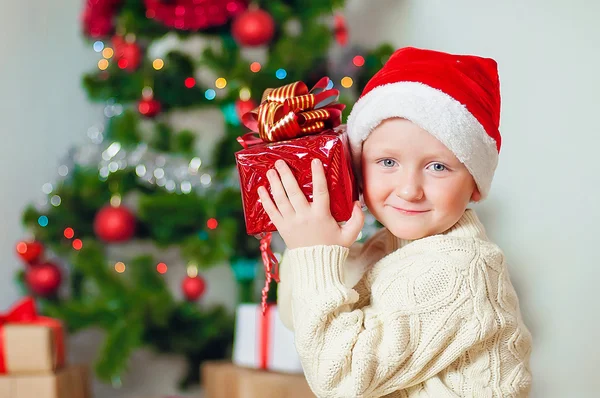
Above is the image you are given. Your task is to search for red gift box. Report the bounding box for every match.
[234,77,358,311]
[235,125,357,235]
[235,77,357,236]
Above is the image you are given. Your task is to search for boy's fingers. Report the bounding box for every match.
[311,158,330,211]
[258,186,283,228]
[267,168,295,217]
[275,160,309,212]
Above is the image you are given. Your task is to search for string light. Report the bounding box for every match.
[110,194,121,207]
[187,263,198,278]
[102,48,114,59]
[215,77,227,89]
[98,59,109,70]
[42,183,53,194]
[250,62,261,72]
[185,77,196,88]
[152,59,164,70]
[276,68,287,79]
[64,228,74,239]
[93,41,104,52]
[115,262,126,273]
[341,76,353,88]
[38,216,48,227]
[156,262,168,274]
[239,87,251,101]
[16,242,27,254]
[326,79,334,90]
[118,59,128,69]
[205,89,216,100]
[50,195,61,207]
[207,218,218,229]
[72,239,83,250]
[353,55,365,67]
[142,87,153,98]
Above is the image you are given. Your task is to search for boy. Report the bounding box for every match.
[258,47,532,397]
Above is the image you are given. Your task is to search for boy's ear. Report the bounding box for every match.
[470,187,482,203]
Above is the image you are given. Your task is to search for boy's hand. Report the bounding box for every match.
[257,158,364,250]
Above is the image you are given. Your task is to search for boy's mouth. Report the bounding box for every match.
[389,206,429,215]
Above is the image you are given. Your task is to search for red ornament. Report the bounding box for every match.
[333,13,348,46]
[235,99,257,120]
[15,240,44,264]
[231,9,275,47]
[26,262,62,297]
[81,0,121,38]
[112,36,142,72]
[182,275,206,301]
[138,97,162,118]
[93,205,136,242]
[144,0,248,31]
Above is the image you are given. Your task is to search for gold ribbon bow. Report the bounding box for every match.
[241,77,345,144]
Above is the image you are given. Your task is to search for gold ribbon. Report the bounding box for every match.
[241,77,345,143]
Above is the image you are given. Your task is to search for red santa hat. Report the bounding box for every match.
[347,46,502,199]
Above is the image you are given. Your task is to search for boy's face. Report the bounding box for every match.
[361,118,481,240]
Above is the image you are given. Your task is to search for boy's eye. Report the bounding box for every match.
[379,159,397,168]
[427,162,447,172]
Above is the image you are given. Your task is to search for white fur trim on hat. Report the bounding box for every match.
[347,81,499,199]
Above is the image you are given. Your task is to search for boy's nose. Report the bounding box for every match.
[394,172,424,201]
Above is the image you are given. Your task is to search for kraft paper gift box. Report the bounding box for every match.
[0,364,90,398]
[201,361,315,398]
[0,297,66,375]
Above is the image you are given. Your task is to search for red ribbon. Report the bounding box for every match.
[259,233,280,314]
[257,303,274,369]
[0,297,65,374]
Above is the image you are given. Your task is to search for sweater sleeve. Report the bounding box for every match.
[277,242,365,331]
[277,228,390,332]
[287,244,499,398]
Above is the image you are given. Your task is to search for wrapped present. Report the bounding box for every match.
[201,361,314,398]
[201,361,247,398]
[235,77,356,236]
[237,366,315,398]
[0,297,65,374]
[0,364,90,398]
[232,304,302,374]
[235,125,356,235]
[234,77,358,310]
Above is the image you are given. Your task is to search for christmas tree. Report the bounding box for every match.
[15,0,392,390]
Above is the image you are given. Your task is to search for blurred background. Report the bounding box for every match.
[1,0,598,397]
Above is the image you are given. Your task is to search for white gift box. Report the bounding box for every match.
[232,303,304,374]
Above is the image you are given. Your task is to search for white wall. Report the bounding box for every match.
[0,1,102,304]
[1,0,599,397]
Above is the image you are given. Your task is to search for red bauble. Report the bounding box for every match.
[16,240,44,264]
[26,262,62,297]
[138,97,162,118]
[93,205,136,242]
[231,9,275,47]
[81,0,120,38]
[334,14,348,46]
[235,99,257,120]
[144,0,248,31]
[113,36,142,71]
[182,275,207,301]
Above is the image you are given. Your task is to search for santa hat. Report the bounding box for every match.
[347,47,501,199]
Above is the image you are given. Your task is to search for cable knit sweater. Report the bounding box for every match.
[277,209,532,397]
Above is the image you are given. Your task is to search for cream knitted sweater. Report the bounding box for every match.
[277,209,532,397]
